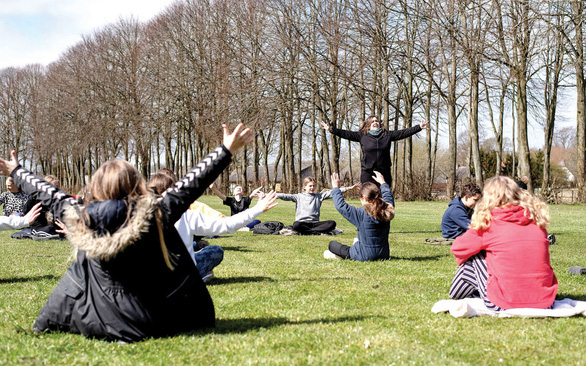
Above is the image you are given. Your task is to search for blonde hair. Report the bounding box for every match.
[302,177,314,188]
[470,176,549,231]
[88,160,148,203]
[44,175,61,189]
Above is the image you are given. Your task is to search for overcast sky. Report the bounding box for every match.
[0,0,176,69]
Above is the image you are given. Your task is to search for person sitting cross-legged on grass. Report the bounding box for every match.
[209,181,263,230]
[148,173,278,284]
[324,171,395,261]
[449,176,558,311]
[441,182,482,239]
[276,177,358,235]
[0,123,253,342]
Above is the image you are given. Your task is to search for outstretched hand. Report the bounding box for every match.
[256,190,278,212]
[0,150,20,177]
[372,171,386,185]
[24,202,42,225]
[55,219,68,236]
[420,121,430,130]
[331,173,340,188]
[319,121,332,132]
[348,182,361,190]
[250,186,264,199]
[222,123,254,154]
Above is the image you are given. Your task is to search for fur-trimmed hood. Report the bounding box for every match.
[63,195,158,261]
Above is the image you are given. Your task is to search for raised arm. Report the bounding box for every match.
[387,124,423,141]
[0,151,77,219]
[373,171,395,206]
[209,182,227,201]
[160,123,253,224]
[176,191,277,238]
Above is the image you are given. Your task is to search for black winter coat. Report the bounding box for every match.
[12,145,232,342]
[331,125,422,184]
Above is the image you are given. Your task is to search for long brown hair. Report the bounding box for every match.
[358,116,385,134]
[88,160,148,203]
[148,173,175,195]
[359,182,394,222]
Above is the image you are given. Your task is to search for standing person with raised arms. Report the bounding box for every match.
[320,117,429,185]
[0,123,253,342]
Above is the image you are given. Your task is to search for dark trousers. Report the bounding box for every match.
[328,240,351,259]
[292,220,336,235]
[361,169,392,187]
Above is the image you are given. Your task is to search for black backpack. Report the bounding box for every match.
[252,221,284,235]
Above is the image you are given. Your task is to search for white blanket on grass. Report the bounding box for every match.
[432,298,586,318]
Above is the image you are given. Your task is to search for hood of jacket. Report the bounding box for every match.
[448,196,464,208]
[491,205,532,226]
[63,195,157,261]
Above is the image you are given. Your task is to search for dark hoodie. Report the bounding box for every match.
[13,145,231,342]
[441,196,473,239]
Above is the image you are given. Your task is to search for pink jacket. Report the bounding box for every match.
[451,205,558,309]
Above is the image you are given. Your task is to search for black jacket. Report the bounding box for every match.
[331,125,422,184]
[13,145,231,342]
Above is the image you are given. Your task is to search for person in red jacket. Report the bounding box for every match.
[449,176,558,311]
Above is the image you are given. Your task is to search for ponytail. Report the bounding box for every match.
[359,182,395,222]
[363,197,395,222]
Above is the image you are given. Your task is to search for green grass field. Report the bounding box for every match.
[0,197,584,365]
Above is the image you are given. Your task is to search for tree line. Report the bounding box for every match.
[0,0,584,201]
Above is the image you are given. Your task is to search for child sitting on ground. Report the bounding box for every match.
[441,182,482,239]
[149,173,278,283]
[210,182,263,229]
[276,177,358,235]
[449,176,558,311]
[324,171,395,261]
[0,123,253,342]
[0,177,30,216]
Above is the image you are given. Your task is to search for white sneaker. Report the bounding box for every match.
[323,250,342,259]
[238,227,250,232]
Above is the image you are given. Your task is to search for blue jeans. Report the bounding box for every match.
[246,219,261,229]
[194,245,224,278]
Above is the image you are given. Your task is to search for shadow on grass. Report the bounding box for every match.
[557,292,586,301]
[219,245,259,253]
[208,276,275,285]
[212,315,371,334]
[0,274,59,284]
[389,254,448,261]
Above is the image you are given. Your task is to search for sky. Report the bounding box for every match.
[0,0,177,69]
[0,0,577,150]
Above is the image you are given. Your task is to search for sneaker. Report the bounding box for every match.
[202,271,215,283]
[31,232,61,241]
[193,239,210,252]
[568,266,586,275]
[323,250,342,260]
[279,228,298,236]
[330,228,344,235]
[547,234,556,245]
[238,227,250,232]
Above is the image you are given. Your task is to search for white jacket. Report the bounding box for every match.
[174,204,264,263]
[0,215,29,231]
